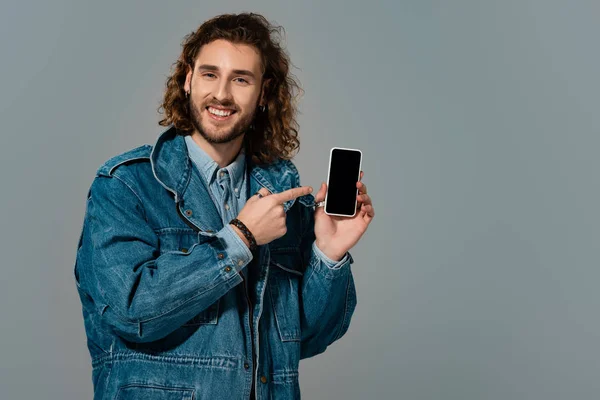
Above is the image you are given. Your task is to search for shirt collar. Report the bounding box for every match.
[184,135,246,198]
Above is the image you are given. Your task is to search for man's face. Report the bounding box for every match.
[185,39,264,144]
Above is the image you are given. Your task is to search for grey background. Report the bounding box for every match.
[1,0,598,399]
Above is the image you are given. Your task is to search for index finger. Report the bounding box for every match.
[272,186,313,203]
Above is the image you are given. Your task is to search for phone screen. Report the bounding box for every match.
[325,148,362,217]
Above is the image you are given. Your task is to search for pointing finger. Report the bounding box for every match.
[272,186,313,203]
[254,187,272,199]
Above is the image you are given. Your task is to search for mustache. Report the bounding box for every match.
[205,101,238,111]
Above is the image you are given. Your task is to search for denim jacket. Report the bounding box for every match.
[74,126,357,400]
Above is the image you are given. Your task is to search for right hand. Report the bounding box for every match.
[234,186,313,246]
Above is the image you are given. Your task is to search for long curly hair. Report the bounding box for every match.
[158,13,303,165]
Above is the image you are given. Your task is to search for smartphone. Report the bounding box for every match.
[324,147,363,217]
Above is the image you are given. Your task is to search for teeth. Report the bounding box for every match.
[208,107,233,117]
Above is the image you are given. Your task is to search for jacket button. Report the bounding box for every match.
[224,266,232,272]
[181,248,188,253]
[217,253,225,259]
[244,363,250,370]
[260,376,268,384]
[185,209,193,216]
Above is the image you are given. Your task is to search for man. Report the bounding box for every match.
[74,12,374,400]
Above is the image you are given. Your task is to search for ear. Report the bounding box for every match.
[184,65,193,93]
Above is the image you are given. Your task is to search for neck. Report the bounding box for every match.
[189,131,245,168]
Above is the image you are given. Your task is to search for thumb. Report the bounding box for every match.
[314,182,327,202]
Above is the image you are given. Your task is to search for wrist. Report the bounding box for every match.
[229,218,257,251]
[315,239,345,262]
[230,224,250,248]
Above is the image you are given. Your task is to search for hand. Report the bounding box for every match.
[314,171,375,261]
[234,186,313,246]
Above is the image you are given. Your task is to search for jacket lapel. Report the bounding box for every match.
[150,126,223,232]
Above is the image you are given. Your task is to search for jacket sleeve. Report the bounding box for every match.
[77,174,252,343]
[297,204,358,359]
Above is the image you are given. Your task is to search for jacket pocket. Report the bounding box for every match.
[268,250,303,342]
[115,383,195,399]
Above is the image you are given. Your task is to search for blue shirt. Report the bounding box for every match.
[184,134,348,268]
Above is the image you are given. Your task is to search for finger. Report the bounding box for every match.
[357,193,372,205]
[360,203,374,224]
[314,182,327,202]
[272,186,313,203]
[361,203,375,218]
[254,187,272,199]
[356,181,367,194]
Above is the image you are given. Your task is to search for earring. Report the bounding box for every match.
[185,90,189,98]
[259,105,265,112]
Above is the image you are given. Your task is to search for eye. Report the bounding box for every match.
[203,73,216,79]
[235,77,249,84]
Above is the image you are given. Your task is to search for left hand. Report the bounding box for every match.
[314,171,375,261]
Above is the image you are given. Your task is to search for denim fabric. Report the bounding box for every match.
[184,134,247,220]
[184,135,349,271]
[74,126,357,400]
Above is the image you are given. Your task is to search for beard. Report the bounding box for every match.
[189,95,256,144]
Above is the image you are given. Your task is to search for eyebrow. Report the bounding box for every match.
[197,64,256,79]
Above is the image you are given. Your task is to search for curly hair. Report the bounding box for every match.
[158,13,303,165]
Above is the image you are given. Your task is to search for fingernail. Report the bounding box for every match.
[308,187,313,192]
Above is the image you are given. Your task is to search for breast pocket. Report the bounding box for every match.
[115,383,195,400]
[268,249,304,342]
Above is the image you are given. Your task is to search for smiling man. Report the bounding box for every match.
[74,13,374,400]
[185,40,261,158]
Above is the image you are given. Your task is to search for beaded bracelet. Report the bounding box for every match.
[229,218,258,252]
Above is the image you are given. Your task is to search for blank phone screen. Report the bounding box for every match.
[325,148,362,216]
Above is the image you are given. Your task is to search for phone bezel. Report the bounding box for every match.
[324,146,363,217]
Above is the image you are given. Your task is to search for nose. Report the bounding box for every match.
[213,79,233,103]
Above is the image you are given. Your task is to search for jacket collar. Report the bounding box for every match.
[150,126,311,214]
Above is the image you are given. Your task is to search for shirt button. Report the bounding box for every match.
[234,188,238,193]
[217,253,225,259]
[244,363,250,370]
[238,259,244,266]
[224,266,232,272]
[220,171,225,178]
[224,203,229,210]
[260,376,268,384]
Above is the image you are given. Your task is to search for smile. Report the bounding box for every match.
[207,106,236,119]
